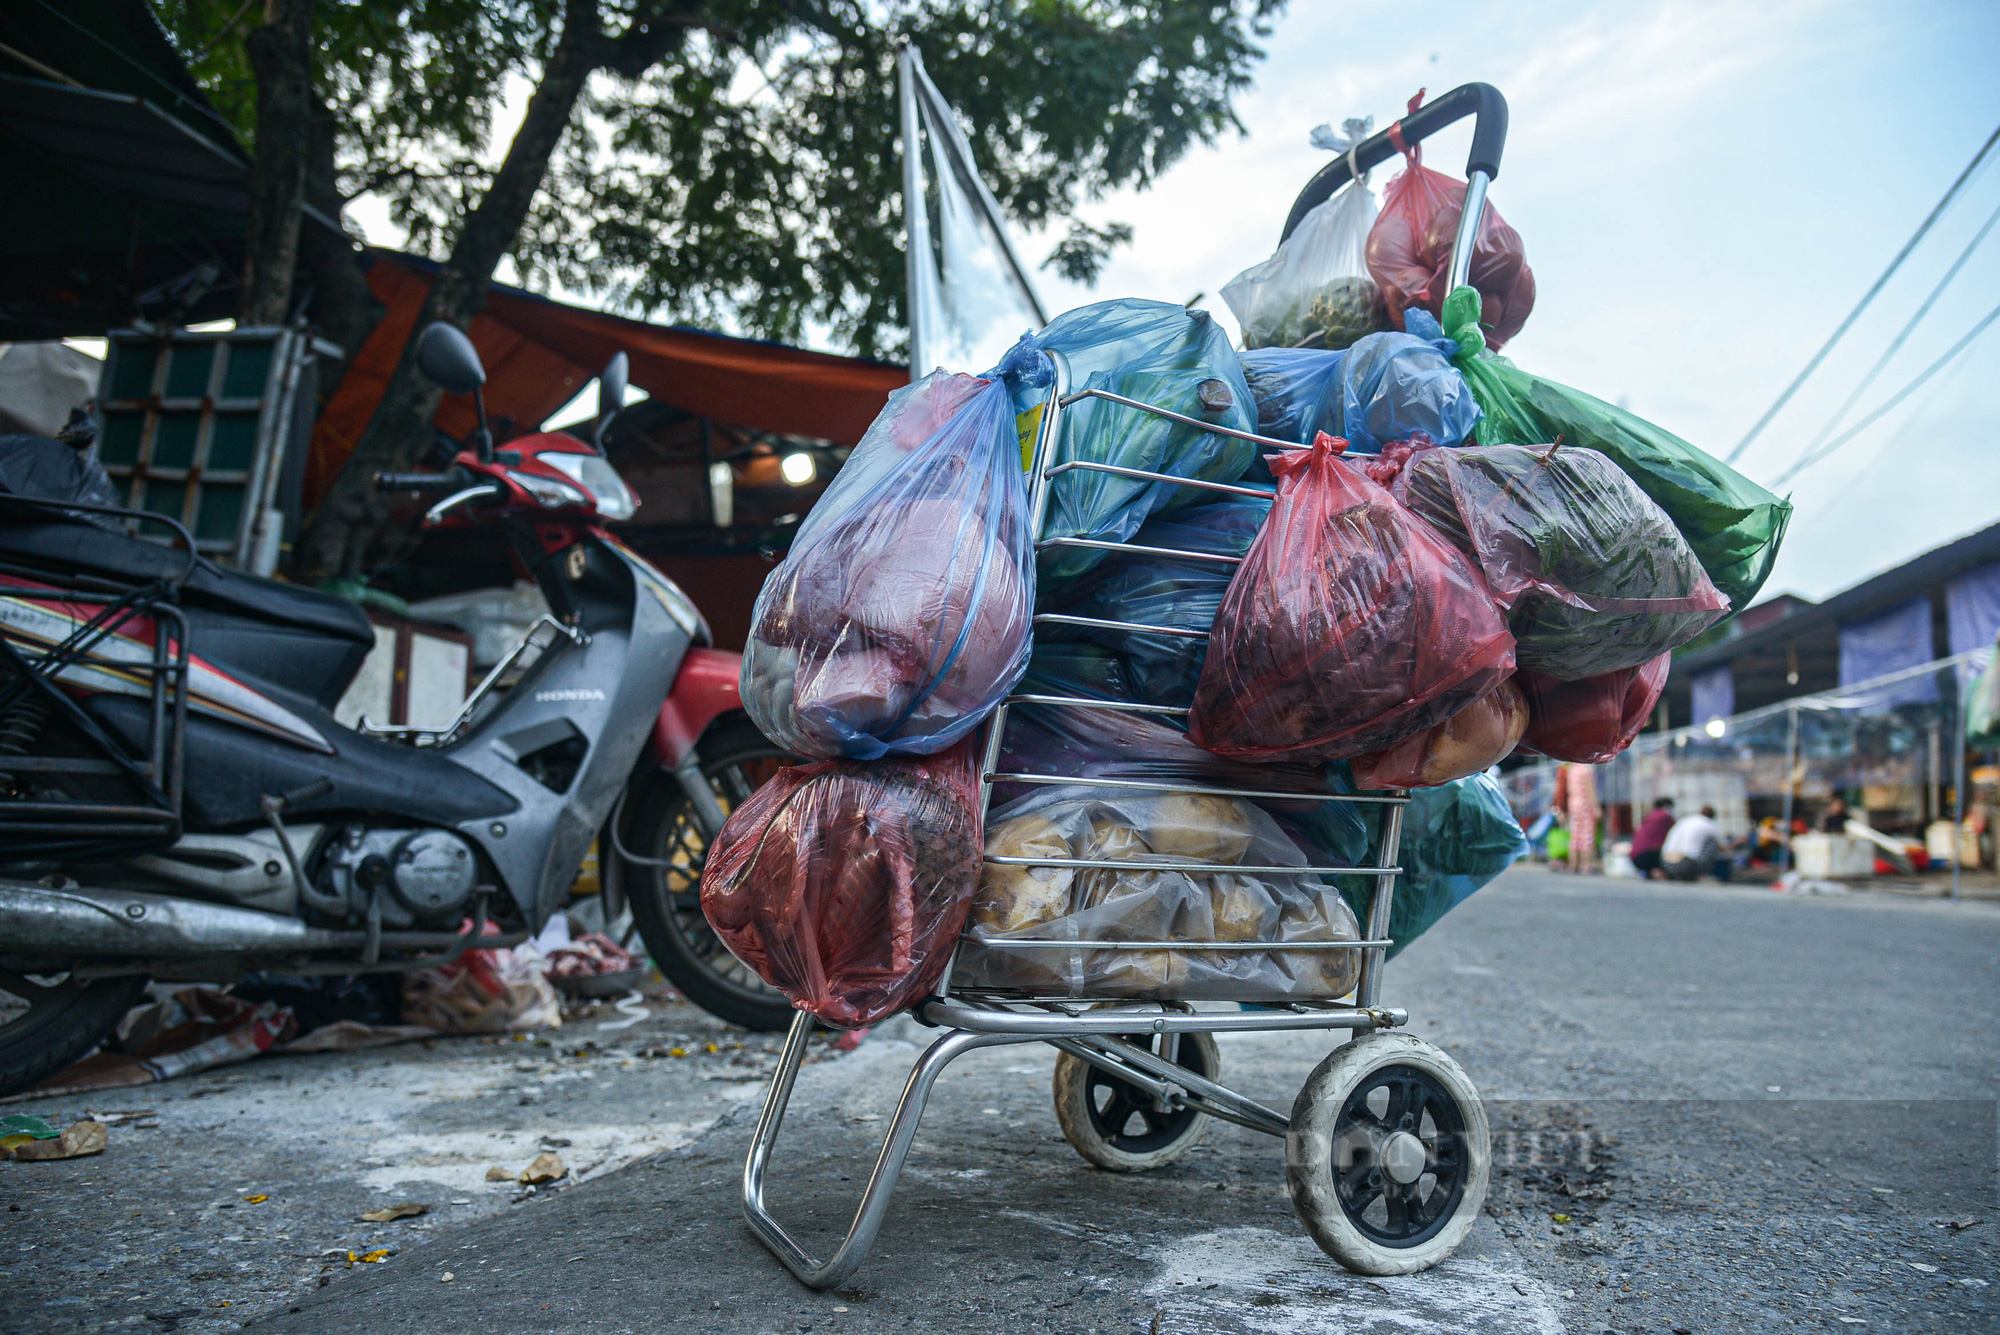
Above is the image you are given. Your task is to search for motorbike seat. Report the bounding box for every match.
[0,515,377,711]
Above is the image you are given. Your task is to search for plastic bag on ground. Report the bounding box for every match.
[1392,440,1729,678]
[1352,677,1528,790]
[1366,95,1535,350]
[742,373,1032,758]
[1441,286,1792,611]
[1333,309,1483,453]
[1242,347,1344,446]
[956,786,1361,1002]
[1222,180,1387,351]
[1043,495,1271,709]
[699,742,981,1028]
[1190,434,1515,763]
[996,301,1255,584]
[1332,770,1527,957]
[1516,656,1669,763]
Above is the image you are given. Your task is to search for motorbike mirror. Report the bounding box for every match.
[594,351,628,450]
[416,322,486,396]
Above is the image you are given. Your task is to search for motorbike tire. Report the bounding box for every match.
[622,718,800,1033]
[0,969,149,1099]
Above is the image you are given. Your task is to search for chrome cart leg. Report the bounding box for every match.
[741,1010,1023,1290]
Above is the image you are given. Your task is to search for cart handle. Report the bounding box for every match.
[1279,82,1509,245]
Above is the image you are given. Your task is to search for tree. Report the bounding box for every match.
[166,0,1283,579]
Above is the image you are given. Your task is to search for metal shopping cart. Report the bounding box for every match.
[739,83,1514,1289]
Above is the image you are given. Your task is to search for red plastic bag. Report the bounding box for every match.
[1365,91,1535,350]
[1189,434,1515,763]
[1352,677,1528,790]
[698,742,981,1027]
[1515,656,1669,764]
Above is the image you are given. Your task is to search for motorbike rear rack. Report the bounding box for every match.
[0,496,193,859]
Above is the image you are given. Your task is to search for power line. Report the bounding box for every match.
[1769,297,2000,487]
[1723,121,2000,466]
[1778,195,2000,478]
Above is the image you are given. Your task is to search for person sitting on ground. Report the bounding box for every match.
[1662,804,1732,883]
[1819,795,1850,834]
[1630,796,1676,879]
[1753,816,1786,865]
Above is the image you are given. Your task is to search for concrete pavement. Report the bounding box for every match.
[5,868,1996,1334]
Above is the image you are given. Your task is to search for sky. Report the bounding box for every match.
[346,0,2000,607]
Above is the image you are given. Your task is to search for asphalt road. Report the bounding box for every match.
[5,867,1996,1335]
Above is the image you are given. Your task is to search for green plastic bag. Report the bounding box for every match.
[1440,286,1791,612]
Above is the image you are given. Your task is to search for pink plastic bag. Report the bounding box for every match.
[1515,656,1670,764]
[699,743,981,1028]
[1365,90,1535,350]
[1189,434,1515,763]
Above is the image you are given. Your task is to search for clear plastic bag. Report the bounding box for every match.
[1352,678,1528,790]
[699,743,981,1028]
[1329,770,1526,958]
[1221,180,1386,351]
[997,301,1255,584]
[1515,656,1669,763]
[1333,309,1483,454]
[1190,435,1515,763]
[1366,98,1535,350]
[741,373,1033,759]
[1392,439,1729,679]
[1043,495,1270,709]
[1442,285,1792,611]
[956,785,1362,1002]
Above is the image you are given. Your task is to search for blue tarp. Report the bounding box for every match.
[1946,561,2000,685]
[1838,596,1938,710]
[1690,665,1734,725]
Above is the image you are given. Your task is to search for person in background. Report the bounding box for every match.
[1630,796,1676,879]
[1819,795,1850,834]
[1662,804,1731,882]
[1753,816,1787,865]
[1564,762,1600,875]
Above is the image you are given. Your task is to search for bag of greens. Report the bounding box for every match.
[1440,285,1792,611]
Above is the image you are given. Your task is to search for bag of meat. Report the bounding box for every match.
[741,372,1032,759]
[996,300,1255,585]
[698,743,981,1028]
[1366,90,1535,350]
[1515,656,1670,764]
[1189,434,1515,763]
[1391,440,1729,679]
[1351,677,1528,790]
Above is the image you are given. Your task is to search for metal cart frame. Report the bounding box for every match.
[739,83,1513,1291]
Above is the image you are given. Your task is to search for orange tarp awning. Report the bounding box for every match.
[305,253,908,509]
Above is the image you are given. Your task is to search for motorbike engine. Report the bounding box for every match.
[315,826,479,928]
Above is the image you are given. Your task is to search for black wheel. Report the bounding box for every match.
[1287,1031,1489,1274]
[1053,1030,1220,1171]
[0,967,148,1098]
[621,718,799,1032]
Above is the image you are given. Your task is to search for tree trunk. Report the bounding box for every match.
[292,0,606,579]
[239,0,316,325]
[297,108,381,401]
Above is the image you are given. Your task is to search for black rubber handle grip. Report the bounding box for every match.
[1279,82,1509,245]
[375,471,462,494]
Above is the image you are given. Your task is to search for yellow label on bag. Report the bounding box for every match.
[1016,402,1045,472]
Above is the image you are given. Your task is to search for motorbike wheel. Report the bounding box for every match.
[0,968,149,1098]
[622,718,799,1032]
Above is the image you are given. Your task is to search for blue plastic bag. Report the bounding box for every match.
[1335,308,1483,454]
[1331,769,1526,956]
[741,372,1034,759]
[1241,347,1345,445]
[997,300,1255,583]
[1045,495,1270,710]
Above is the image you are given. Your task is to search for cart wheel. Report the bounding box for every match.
[1053,1030,1221,1172]
[1286,1031,1489,1275]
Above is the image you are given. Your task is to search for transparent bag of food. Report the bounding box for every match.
[1222,178,1386,351]
[956,785,1361,1002]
